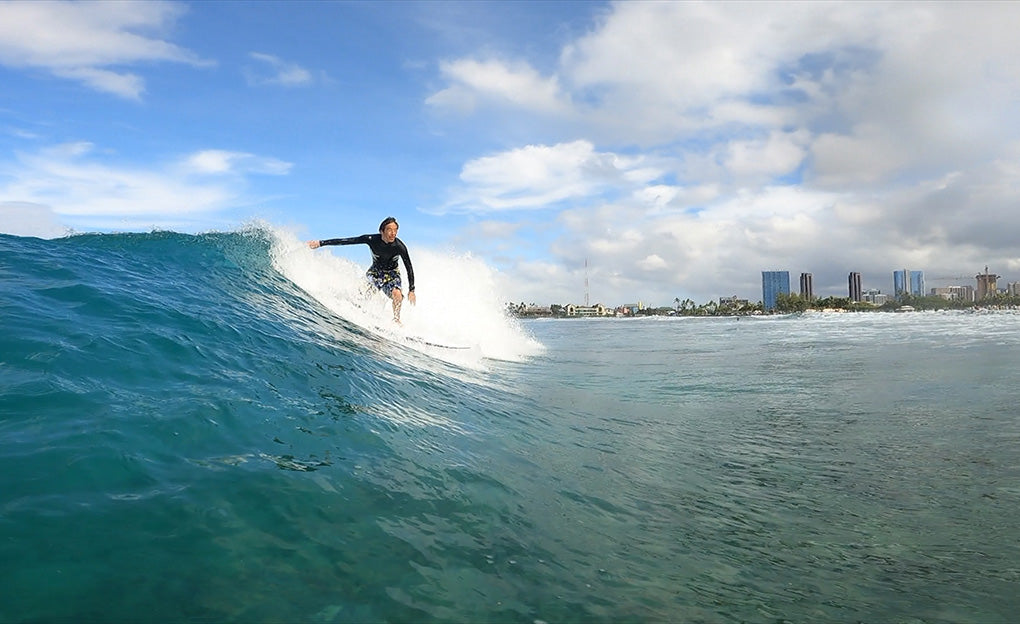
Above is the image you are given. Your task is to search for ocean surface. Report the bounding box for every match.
[2,227,1019,623]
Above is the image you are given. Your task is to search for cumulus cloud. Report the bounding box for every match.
[426,58,568,114]
[637,254,668,271]
[0,0,209,99]
[440,140,661,213]
[429,2,1020,185]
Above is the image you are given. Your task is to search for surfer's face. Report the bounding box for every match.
[381,222,398,243]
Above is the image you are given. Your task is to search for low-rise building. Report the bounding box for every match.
[565,303,610,317]
[862,289,887,305]
[931,286,975,302]
[719,296,750,309]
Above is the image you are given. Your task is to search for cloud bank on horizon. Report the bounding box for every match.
[2,1,1020,305]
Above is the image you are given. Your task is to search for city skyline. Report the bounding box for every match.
[530,263,1015,309]
[536,251,1020,309]
[552,264,1018,309]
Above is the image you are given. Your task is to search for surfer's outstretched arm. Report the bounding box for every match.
[308,235,372,249]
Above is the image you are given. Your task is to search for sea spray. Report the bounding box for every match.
[267,226,544,364]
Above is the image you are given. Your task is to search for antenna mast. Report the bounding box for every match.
[584,258,590,307]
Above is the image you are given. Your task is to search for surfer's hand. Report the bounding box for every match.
[409,291,416,305]
[307,240,320,249]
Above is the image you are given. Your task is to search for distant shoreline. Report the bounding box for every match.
[512,304,1020,319]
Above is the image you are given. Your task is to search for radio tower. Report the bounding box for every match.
[584,258,590,306]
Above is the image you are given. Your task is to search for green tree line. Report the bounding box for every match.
[772,291,1020,313]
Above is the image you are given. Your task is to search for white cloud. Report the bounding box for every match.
[637,254,667,271]
[722,130,809,179]
[245,52,315,87]
[633,185,681,210]
[432,2,1020,172]
[0,143,291,229]
[562,2,782,107]
[0,0,208,99]
[440,140,660,213]
[182,150,292,176]
[426,58,567,114]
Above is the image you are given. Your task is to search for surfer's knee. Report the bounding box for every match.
[392,289,403,304]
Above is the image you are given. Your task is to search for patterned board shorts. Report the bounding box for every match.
[367,268,401,296]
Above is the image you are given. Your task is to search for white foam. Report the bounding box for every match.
[266,225,544,365]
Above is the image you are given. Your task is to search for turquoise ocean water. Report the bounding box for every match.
[2,228,1019,623]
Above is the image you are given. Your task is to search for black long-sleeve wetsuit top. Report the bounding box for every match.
[319,234,415,292]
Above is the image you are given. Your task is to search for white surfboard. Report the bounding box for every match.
[405,335,471,350]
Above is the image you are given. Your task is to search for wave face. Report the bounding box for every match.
[0,227,545,622]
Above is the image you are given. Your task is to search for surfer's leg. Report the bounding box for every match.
[368,269,404,322]
[391,288,404,323]
[378,270,403,322]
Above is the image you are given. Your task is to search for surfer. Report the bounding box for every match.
[307,217,416,322]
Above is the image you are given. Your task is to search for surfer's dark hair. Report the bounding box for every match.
[379,217,398,233]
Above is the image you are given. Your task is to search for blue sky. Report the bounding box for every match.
[3,1,1020,306]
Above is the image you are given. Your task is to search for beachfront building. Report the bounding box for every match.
[931,286,975,302]
[719,295,750,308]
[862,289,887,305]
[912,271,925,297]
[565,303,610,317]
[848,272,862,302]
[761,270,790,311]
[893,270,907,298]
[799,273,814,301]
[976,267,1000,300]
[893,269,925,299]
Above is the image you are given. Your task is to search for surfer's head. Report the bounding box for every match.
[379,217,398,243]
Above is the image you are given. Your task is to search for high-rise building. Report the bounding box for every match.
[893,269,907,298]
[799,273,814,301]
[761,271,790,311]
[910,271,925,297]
[976,266,1000,300]
[893,269,925,298]
[848,272,862,302]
